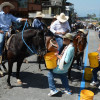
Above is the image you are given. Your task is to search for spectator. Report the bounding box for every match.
[90,46,100,87]
[47,33,74,96]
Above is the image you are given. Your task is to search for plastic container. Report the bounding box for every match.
[44,52,57,69]
[80,89,94,100]
[84,68,93,81]
[88,52,99,68]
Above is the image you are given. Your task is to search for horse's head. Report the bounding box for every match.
[32,29,46,55]
[77,33,87,53]
[73,32,87,56]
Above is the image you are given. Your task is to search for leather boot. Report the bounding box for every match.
[0,56,2,64]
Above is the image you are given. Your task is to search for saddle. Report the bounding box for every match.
[5,34,15,50]
[46,37,58,52]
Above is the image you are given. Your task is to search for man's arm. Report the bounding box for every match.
[66,21,71,32]
[11,14,27,23]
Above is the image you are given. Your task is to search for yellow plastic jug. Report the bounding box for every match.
[88,52,99,68]
[84,68,93,81]
[80,89,94,100]
[44,52,57,69]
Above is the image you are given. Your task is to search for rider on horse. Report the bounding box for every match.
[0,2,27,64]
[50,13,71,54]
[32,11,45,29]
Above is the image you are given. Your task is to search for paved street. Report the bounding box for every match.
[0,29,100,100]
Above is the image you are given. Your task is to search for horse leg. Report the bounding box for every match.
[80,52,84,70]
[0,65,3,77]
[7,60,13,88]
[68,59,74,80]
[2,62,8,74]
[77,54,83,70]
[37,55,42,71]
[16,60,23,85]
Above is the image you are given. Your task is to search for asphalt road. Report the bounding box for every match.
[0,29,100,100]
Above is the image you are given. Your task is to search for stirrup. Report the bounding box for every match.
[0,56,2,64]
[50,39,58,48]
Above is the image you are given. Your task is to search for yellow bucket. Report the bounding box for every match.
[88,52,99,68]
[84,68,93,81]
[80,89,94,100]
[44,52,57,69]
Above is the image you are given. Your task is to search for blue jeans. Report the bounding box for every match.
[0,33,5,55]
[55,36,63,54]
[48,70,70,91]
[92,66,100,82]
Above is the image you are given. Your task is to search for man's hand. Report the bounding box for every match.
[62,32,66,35]
[21,18,28,22]
[55,31,61,34]
[98,45,100,52]
[54,52,62,59]
[98,56,100,60]
[0,30,4,34]
[56,32,66,35]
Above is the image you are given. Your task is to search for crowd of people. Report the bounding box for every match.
[0,1,100,97]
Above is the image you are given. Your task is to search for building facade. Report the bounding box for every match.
[42,0,66,17]
[65,2,76,25]
[0,0,42,17]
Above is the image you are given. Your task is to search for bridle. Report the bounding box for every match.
[77,33,87,53]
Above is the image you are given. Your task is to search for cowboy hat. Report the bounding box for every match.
[35,11,45,18]
[53,15,59,19]
[57,13,69,23]
[62,33,73,40]
[78,29,88,35]
[0,2,15,10]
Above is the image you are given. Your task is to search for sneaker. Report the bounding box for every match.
[98,85,100,89]
[48,90,59,96]
[61,90,72,95]
[90,81,99,86]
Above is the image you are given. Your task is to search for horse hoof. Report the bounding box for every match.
[17,79,23,85]
[4,69,8,74]
[25,60,28,64]
[0,71,3,77]
[38,69,42,72]
[23,59,28,64]
[7,85,12,89]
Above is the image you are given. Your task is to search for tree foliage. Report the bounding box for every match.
[87,13,96,18]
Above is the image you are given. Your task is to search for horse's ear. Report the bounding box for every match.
[84,33,88,37]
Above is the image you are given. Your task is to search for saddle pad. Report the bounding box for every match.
[6,34,15,50]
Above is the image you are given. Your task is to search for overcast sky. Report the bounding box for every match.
[67,0,100,17]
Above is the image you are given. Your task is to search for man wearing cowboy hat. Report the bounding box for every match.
[50,13,71,54]
[32,11,45,29]
[47,33,74,96]
[0,2,27,63]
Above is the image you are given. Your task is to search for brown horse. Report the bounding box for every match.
[68,32,87,79]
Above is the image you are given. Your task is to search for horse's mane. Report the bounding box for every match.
[18,28,42,35]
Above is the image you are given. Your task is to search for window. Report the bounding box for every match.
[33,0,41,4]
[17,0,28,8]
[28,0,33,3]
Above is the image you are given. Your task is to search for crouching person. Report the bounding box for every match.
[47,33,75,96]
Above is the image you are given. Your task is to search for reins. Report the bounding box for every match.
[22,20,37,54]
